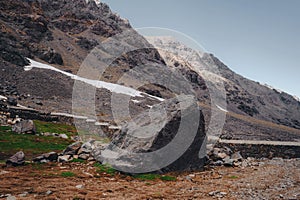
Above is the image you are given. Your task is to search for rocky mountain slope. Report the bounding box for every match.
[147,37,300,141]
[1,0,300,142]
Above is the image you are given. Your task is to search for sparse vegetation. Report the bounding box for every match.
[71,158,86,163]
[61,171,76,177]
[160,175,177,181]
[0,125,73,160]
[34,120,78,137]
[133,174,176,181]
[94,163,116,175]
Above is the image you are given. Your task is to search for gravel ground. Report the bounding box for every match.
[0,158,299,200]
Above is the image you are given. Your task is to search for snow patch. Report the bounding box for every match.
[50,112,88,119]
[293,95,300,102]
[216,105,228,113]
[261,83,300,102]
[131,99,140,104]
[262,83,283,93]
[25,59,151,98]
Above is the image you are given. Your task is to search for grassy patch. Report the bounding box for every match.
[61,171,76,177]
[133,174,176,181]
[94,163,116,175]
[0,125,73,160]
[133,174,160,181]
[71,158,86,163]
[34,120,77,137]
[160,175,177,181]
[229,175,239,179]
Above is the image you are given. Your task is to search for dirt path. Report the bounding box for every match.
[0,158,299,200]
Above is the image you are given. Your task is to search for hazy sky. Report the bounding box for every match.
[101,0,300,98]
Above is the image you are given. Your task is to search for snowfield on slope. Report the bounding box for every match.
[25,59,164,101]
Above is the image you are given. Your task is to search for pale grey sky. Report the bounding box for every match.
[102,0,300,98]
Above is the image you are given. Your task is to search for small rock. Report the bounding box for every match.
[12,120,36,134]
[208,191,227,198]
[214,160,224,166]
[233,161,242,167]
[0,170,9,175]
[33,152,58,163]
[76,184,84,189]
[35,100,43,106]
[18,192,28,197]
[78,140,95,155]
[59,134,68,139]
[62,142,82,156]
[6,151,25,166]
[185,176,193,181]
[78,153,89,160]
[231,151,243,162]
[6,195,16,200]
[217,152,228,159]
[45,190,52,195]
[58,155,72,162]
[223,156,234,166]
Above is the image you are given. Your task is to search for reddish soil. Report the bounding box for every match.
[0,158,299,200]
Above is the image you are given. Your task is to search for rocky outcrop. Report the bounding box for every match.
[6,151,25,166]
[97,96,206,173]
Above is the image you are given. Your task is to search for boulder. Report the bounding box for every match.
[33,152,58,163]
[58,155,72,162]
[62,142,82,156]
[97,95,206,173]
[12,120,36,134]
[6,151,25,166]
[231,151,243,162]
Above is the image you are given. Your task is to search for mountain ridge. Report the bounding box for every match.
[0,0,299,142]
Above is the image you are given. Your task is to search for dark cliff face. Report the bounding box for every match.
[0,0,165,70]
[0,0,131,67]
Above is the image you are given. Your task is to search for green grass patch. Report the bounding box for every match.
[160,175,177,181]
[71,158,86,163]
[61,171,76,177]
[94,163,116,175]
[0,125,73,160]
[34,120,78,137]
[229,175,239,179]
[133,174,160,181]
[133,174,176,181]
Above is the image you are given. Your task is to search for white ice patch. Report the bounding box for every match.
[131,99,140,104]
[293,95,300,102]
[216,105,228,113]
[25,59,152,98]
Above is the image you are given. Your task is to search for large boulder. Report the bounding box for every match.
[12,120,36,134]
[6,151,25,166]
[96,95,206,173]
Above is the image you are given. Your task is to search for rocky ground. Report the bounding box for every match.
[0,158,299,200]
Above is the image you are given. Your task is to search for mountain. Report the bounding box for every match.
[0,0,299,143]
[147,37,300,141]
